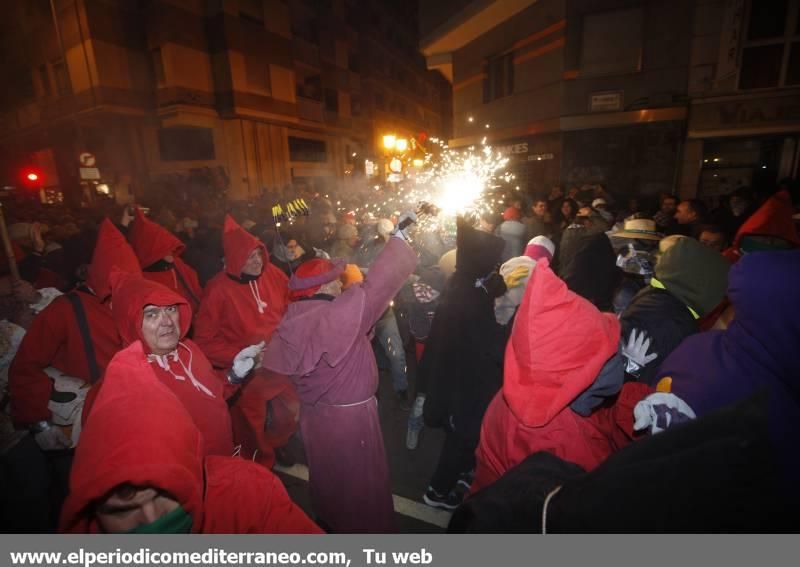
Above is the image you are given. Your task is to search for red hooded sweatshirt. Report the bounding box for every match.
[194,215,289,368]
[9,219,141,425]
[59,341,321,533]
[723,190,800,264]
[471,260,651,494]
[128,208,203,312]
[86,271,233,456]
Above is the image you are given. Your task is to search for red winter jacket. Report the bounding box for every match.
[194,215,289,368]
[128,208,202,311]
[9,220,140,425]
[59,341,321,534]
[472,260,650,494]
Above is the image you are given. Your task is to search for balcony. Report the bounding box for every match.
[297,96,324,122]
[293,37,320,68]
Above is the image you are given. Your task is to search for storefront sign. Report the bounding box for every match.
[527,153,555,161]
[495,142,529,156]
[79,167,101,180]
[691,94,800,133]
[589,91,623,112]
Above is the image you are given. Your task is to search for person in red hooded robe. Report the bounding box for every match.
[471,259,651,495]
[10,219,141,441]
[194,215,297,468]
[81,271,237,456]
[59,341,321,534]
[128,207,203,313]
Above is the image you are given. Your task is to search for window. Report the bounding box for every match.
[483,53,513,103]
[158,128,215,161]
[324,88,339,112]
[375,92,385,110]
[52,59,70,96]
[739,0,800,88]
[151,48,165,86]
[38,64,51,96]
[297,74,322,101]
[581,8,643,76]
[288,136,327,162]
[246,56,270,93]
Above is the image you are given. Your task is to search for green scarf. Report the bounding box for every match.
[126,505,193,534]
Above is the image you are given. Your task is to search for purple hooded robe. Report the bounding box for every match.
[656,249,800,493]
[262,237,417,532]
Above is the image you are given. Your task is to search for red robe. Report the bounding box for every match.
[193,215,296,467]
[84,272,233,456]
[59,341,320,534]
[472,260,651,494]
[9,220,140,425]
[194,215,289,367]
[128,207,202,312]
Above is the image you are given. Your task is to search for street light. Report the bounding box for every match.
[395,138,408,152]
[383,134,396,150]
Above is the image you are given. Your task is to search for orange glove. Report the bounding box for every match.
[340,264,364,289]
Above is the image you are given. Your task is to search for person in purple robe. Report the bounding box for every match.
[653,249,800,504]
[262,214,418,533]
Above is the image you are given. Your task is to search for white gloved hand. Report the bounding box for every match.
[633,392,696,435]
[34,425,72,451]
[230,341,266,383]
[621,328,658,376]
[392,212,418,241]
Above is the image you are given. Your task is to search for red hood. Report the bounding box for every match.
[129,207,186,268]
[730,190,799,252]
[59,341,205,533]
[110,270,191,349]
[86,219,142,301]
[223,214,267,277]
[503,258,620,427]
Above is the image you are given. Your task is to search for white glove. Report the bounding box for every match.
[392,212,418,241]
[230,341,265,383]
[633,392,696,435]
[34,425,72,451]
[621,328,658,376]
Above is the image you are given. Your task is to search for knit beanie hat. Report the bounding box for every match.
[524,235,555,261]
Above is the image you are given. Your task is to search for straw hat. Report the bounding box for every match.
[613,218,662,240]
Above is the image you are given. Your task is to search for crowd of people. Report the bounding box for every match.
[0,176,798,533]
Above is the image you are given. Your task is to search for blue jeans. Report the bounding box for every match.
[374,308,408,392]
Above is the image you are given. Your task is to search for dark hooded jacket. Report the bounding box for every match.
[421,219,507,441]
[557,230,620,312]
[620,237,730,386]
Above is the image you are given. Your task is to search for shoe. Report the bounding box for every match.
[456,470,475,491]
[274,445,296,468]
[395,389,411,411]
[423,487,461,511]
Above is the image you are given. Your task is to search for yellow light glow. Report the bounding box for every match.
[413,158,424,167]
[468,116,474,123]
[395,138,408,152]
[383,135,396,150]
[438,169,484,215]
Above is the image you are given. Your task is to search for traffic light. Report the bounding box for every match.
[20,167,43,188]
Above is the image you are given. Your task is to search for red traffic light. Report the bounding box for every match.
[20,168,43,187]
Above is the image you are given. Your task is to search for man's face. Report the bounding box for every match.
[96,487,180,533]
[532,201,547,217]
[661,198,677,215]
[699,230,726,252]
[242,248,264,276]
[674,202,695,224]
[141,305,180,355]
[320,213,337,239]
[286,240,305,261]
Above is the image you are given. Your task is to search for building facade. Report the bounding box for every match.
[421,0,800,201]
[0,0,451,203]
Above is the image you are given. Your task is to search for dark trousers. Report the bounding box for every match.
[429,430,476,494]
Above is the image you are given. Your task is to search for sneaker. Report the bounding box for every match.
[456,470,474,491]
[423,487,460,511]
